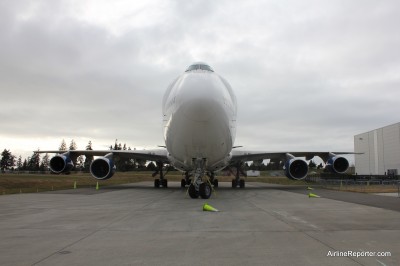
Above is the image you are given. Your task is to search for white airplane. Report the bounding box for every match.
[37,62,352,199]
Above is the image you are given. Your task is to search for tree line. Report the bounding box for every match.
[243,159,323,171]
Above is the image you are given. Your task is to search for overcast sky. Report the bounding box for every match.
[1,0,399,160]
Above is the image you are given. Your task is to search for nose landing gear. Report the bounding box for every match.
[187,159,215,199]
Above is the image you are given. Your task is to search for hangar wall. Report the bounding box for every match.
[354,122,400,175]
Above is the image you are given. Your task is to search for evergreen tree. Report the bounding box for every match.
[126,159,135,171]
[308,160,317,169]
[40,153,50,171]
[136,159,146,170]
[16,155,23,170]
[26,157,31,170]
[84,141,94,171]
[109,140,128,171]
[86,141,93,150]
[22,159,28,170]
[28,151,41,171]
[59,139,67,151]
[0,149,16,172]
[76,156,84,170]
[69,139,77,150]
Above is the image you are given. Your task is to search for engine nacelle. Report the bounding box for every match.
[90,154,115,180]
[49,153,74,174]
[326,155,349,174]
[284,158,309,180]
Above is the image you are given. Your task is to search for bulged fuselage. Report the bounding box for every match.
[162,62,237,172]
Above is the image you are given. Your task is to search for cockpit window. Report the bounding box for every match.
[185,64,214,72]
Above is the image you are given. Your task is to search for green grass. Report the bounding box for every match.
[246,176,310,185]
[3,171,395,195]
[0,171,309,195]
[0,172,157,195]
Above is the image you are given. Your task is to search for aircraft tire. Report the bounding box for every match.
[239,179,245,188]
[199,183,212,199]
[181,179,186,188]
[232,179,237,188]
[154,179,160,188]
[188,184,199,199]
[162,179,168,188]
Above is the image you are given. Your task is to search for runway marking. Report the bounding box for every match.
[272,210,320,231]
[376,259,387,266]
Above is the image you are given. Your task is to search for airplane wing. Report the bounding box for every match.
[230,150,355,163]
[229,150,357,180]
[35,149,169,163]
[34,149,169,180]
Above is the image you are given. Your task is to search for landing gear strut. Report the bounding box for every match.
[207,172,218,188]
[181,172,192,188]
[153,162,168,188]
[231,163,246,188]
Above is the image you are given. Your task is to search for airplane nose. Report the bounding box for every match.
[182,98,217,122]
[176,73,224,122]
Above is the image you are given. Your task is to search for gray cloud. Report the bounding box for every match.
[1,0,400,159]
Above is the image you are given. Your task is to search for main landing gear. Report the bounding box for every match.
[231,163,246,188]
[153,161,168,188]
[232,178,245,188]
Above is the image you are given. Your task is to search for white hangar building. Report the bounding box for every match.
[354,122,400,176]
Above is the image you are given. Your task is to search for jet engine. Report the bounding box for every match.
[90,153,115,180]
[325,155,349,174]
[49,153,74,174]
[284,158,309,180]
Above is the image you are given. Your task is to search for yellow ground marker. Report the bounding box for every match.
[308,193,320,198]
[74,181,77,189]
[203,203,219,212]
[96,182,99,190]
[307,187,313,190]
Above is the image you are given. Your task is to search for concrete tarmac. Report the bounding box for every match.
[0,182,399,266]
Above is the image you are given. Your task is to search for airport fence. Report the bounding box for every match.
[305,175,400,196]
